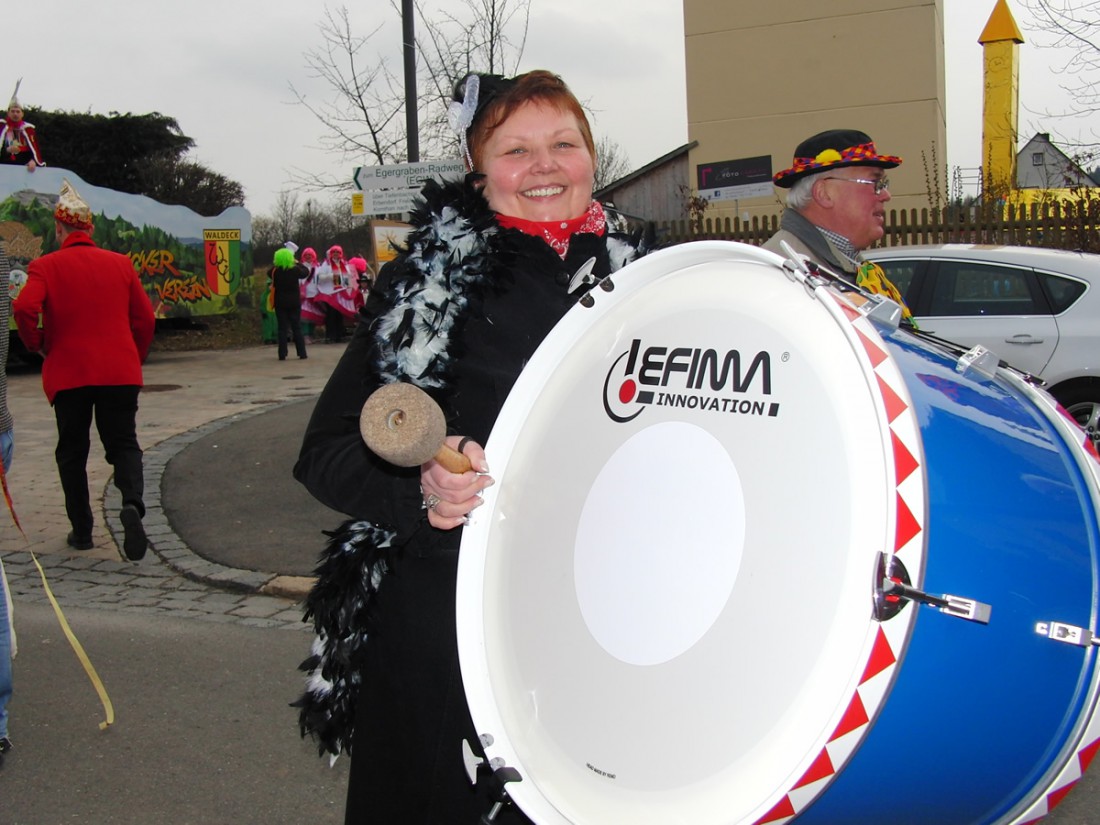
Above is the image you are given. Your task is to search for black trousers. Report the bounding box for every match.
[53,385,144,538]
[275,304,307,359]
[323,303,345,342]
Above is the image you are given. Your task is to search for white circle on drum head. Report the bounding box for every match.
[574,421,744,666]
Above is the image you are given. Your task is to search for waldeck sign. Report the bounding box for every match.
[697,156,774,202]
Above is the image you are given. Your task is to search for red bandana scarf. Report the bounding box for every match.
[496,201,607,259]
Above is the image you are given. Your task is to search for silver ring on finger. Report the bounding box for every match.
[424,493,442,512]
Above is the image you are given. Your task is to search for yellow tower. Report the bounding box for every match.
[980,0,1024,199]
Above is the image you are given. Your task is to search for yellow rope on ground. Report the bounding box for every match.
[28,551,115,729]
[1,464,115,730]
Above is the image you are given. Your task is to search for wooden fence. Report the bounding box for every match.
[652,200,1100,253]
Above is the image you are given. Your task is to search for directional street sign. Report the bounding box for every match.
[352,188,423,216]
[352,159,466,216]
[353,160,465,191]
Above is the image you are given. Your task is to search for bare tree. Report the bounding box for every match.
[288,1,530,195]
[414,0,531,158]
[294,199,340,251]
[272,191,301,246]
[251,215,280,255]
[594,136,632,191]
[1018,1,1100,137]
[288,5,408,190]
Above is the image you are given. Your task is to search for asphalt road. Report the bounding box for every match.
[160,398,346,578]
[2,601,348,825]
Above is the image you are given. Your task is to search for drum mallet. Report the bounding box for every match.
[359,382,473,473]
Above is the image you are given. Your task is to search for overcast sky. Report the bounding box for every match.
[6,1,1094,216]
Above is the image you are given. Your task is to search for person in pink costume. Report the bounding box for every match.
[313,245,362,343]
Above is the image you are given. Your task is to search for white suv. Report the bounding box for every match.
[869,244,1100,444]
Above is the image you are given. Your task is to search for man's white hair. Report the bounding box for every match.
[784,174,821,212]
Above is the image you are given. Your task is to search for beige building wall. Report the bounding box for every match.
[685,0,947,221]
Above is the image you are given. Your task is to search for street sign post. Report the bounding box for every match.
[353,161,465,191]
[352,160,465,216]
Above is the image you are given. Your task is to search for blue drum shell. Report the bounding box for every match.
[795,327,1100,825]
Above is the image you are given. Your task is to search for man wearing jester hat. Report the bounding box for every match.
[764,129,912,321]
[13,180,155,561]
[0,80,44,171]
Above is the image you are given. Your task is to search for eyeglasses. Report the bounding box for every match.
[823,176,890,194]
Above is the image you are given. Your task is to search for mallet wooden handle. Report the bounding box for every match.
[435,443,472,474]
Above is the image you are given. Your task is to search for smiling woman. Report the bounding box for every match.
[479,101,596,223]
[292,68,656,824]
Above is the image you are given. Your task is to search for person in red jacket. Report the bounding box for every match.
[13,179,155,560]
[0,80,44,170]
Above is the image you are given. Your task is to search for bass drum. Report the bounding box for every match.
[456,241,1100,824]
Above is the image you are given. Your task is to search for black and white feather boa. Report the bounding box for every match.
[294,176,652,760]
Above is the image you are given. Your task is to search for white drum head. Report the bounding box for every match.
[458,242,921,824]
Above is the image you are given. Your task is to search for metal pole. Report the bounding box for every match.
[402,0,419,162]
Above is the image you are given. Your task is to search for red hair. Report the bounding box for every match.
[467,70,595,172]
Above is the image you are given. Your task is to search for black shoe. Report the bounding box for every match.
[120,505,148,561]
[66,532,93,550]
[0,736,10,768]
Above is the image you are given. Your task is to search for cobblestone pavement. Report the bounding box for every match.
[0,342,348,628]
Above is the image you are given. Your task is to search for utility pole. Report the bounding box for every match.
[402,0,419,162]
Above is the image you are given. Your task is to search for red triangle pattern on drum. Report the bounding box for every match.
[792,749,836,790]
[876,375,908,424]
[1047,781,1078,811]
[831,693,870,740]
[861,627,897,683]
[1078,737,1100,772]
[856,328,888,368]
[755,793,797,824]
[772,288,922,825]
[895,493,920,552]
[1007,683,1100,820]
[1054,402,1100,459]
[892,431,918,484]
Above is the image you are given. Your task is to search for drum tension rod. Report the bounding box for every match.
[462,738,523,823]
[1036,621,1100,648]
[880,578,992,625]
[874,552,991,624]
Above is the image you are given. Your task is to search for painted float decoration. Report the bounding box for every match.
[0,164,252,320]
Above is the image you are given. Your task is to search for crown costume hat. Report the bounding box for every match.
[773,129,902,189]
[54,179,94,230]
[7,78,21,110]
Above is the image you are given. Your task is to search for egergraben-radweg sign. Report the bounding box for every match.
[352,160,466,215]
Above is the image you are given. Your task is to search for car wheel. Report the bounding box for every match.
[1055,388,1100,451]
